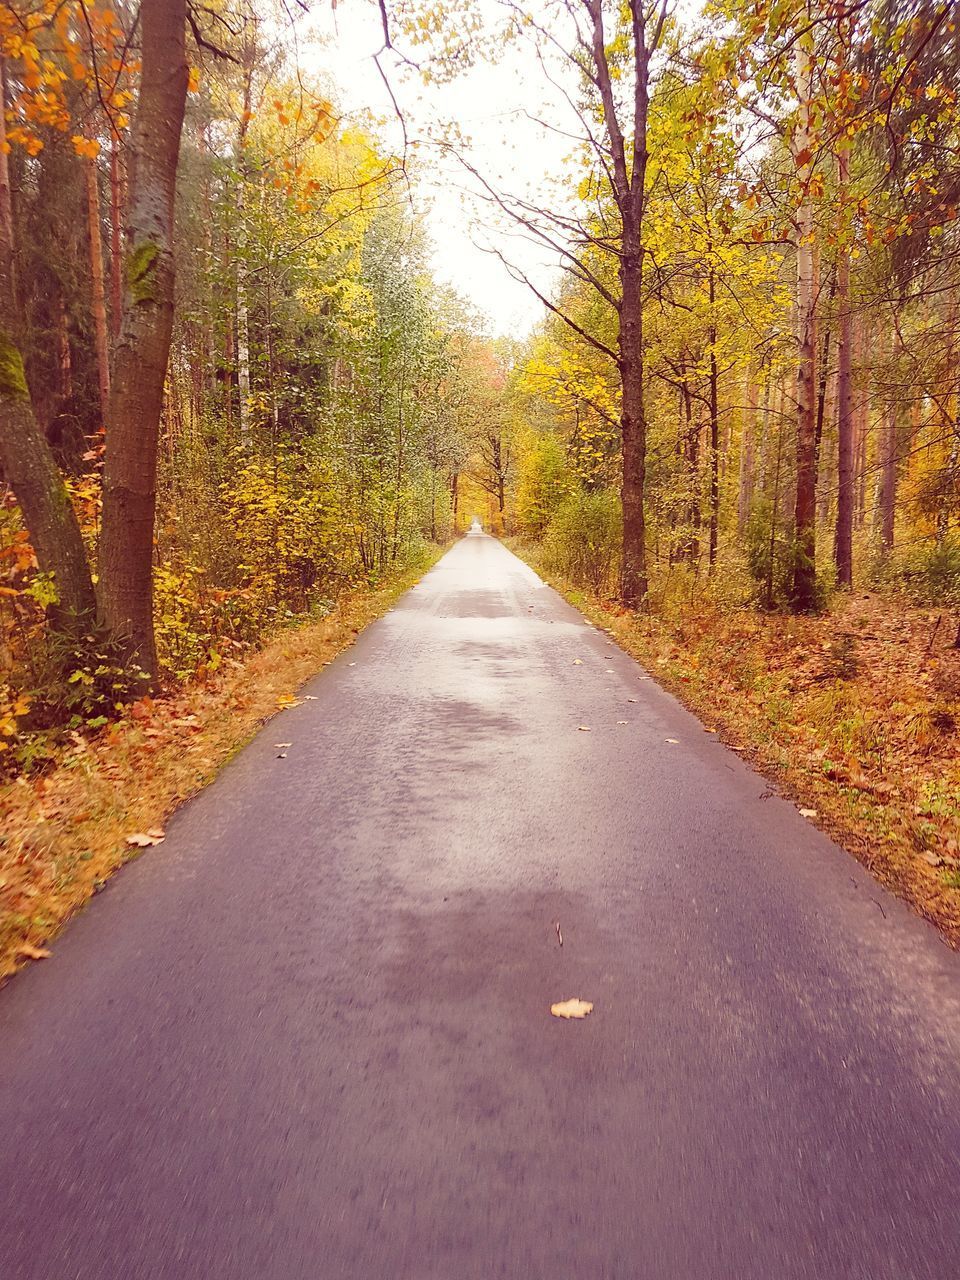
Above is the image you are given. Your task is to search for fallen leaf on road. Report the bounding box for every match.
[572,659,583,665]
[276,695,302,710]
[799,808,818,819]
[665,738,679,744]
[627,698,638,703]
[617,720,628,725]
[125,831,165,847]
[578,725,591,732]
[551,998,593,1020]
[302,695,318,700]
[704,728,717,734]
[274,743,292,749]
[17,944,51,960]
[348,662,356,667]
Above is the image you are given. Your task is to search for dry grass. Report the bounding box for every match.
[0,549,443,980]
[519,546,960,947]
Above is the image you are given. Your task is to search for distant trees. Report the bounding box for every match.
[504,0,960,612]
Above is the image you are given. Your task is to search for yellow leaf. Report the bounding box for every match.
[17,944,51,960]
[125,831,164,848]
[71,135,100,158]
[550,998,593,1019]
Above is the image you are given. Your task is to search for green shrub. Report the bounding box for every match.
[877,534,960,607]
[542,489,621,594]
[514,432,573,538]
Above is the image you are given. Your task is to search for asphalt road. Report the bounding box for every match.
[2,530,960,1279]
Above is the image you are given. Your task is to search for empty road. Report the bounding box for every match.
[2,530,960,1279]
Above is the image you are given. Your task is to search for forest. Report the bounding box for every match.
[1,0,960,964]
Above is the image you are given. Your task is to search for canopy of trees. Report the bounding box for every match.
[403,0,960,620]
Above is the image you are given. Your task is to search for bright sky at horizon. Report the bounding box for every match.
[303,0,573,339]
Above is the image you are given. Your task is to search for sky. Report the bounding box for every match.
[304,0,574,338]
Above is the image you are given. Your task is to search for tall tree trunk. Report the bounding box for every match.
[680,373,700,563]
[235,39,256,446]
[834,143,854,586]
[619,246,647,606]
[109,132,123,338]
[790,20,819,612]
[708,268,720,568]
[0,56,96,630]
[880,381,901,547]
[738,366,756,533]
[85,153,111,423]
[236,251,252,443]
[854,315,869,526]
[56,292,73,407]
[583,0,654,607]
[99,0,189,676]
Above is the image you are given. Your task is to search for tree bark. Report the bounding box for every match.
[109,132,123,338]
[834,149,854,586]
[878,342,898,553]
[0,55,97,631]
[99,0,189,677]
[235,38,256,446]
[85,153,111,423]
[619,246,648,605]
[790,21,819,612]
[708,267,719,568]
[738,366,756,533]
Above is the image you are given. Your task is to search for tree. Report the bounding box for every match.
[790,9,819,611]
[403,0,669,605]
[99,0,190,675]
[0,49,97,631]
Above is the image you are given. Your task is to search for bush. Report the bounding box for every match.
[542,489,621,594]
[744,499,792,607]
[743,500,829,611]
[514,432,573,537]
[875,534,960,608]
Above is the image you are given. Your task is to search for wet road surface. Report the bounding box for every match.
[2,530,960,1278]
